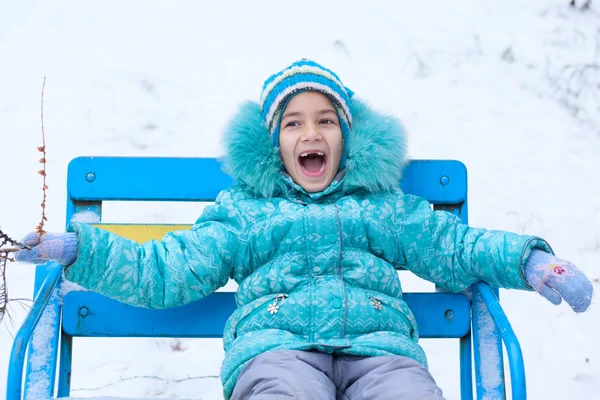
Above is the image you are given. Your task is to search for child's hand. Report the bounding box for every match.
[14,232,78,266]
[524,249,593,313]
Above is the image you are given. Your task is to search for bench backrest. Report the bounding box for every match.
[63,157,470,340]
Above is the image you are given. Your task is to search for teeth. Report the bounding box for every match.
[299,152,324,157]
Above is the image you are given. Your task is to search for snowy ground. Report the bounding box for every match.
[1,0,599,399]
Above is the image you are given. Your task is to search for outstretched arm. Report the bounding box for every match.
[16,189,248,309]
[389,194,592,312]
[389,194,548,291]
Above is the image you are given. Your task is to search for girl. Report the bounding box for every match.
[17,59,593,400]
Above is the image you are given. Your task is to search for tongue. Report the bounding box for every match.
[303,156,324,173]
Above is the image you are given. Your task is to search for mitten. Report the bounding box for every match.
[14,232,78,266]
[524,249,593,312]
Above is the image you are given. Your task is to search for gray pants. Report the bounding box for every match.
[231,350,445,400]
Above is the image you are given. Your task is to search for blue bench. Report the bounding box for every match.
[7,157,526,399]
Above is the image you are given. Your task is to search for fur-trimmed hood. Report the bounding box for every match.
[221,98,407,198]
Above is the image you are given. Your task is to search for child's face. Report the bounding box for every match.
[279,91,343,193]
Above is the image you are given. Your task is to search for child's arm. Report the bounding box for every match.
[391,194,592,311]
[17,189,247,309]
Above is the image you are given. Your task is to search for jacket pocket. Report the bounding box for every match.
[367,292,418,340]
[230,293,289,340]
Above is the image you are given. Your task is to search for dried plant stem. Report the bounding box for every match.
[36,76,48,240]
[0,76,48,324]
[0,247,23,253]
[1,220,21,325]
[0,252,9,323]
[0,229,26,250]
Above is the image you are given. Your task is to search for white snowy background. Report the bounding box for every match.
[1,0,599,399]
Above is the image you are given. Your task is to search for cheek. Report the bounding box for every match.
[278,141,296,166]
[284,152,296,167]
[326,131,344,160]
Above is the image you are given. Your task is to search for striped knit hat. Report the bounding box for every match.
[260,59,354,167]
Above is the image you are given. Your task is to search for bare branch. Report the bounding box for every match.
[0,252,9,324]
[35,76,48,240]
[0,76,47,324]
[0,247,24,253]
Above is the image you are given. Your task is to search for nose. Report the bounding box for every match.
[300,122,322,143]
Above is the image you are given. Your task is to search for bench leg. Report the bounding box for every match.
[57,333,73,397]
[460,335,474,400]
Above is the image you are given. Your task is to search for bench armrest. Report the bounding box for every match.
[474,282,526,400]
[7,262,62,400]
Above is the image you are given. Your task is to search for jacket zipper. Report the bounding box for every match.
[368,294,416,338]
[335,205,348,338]
[233,293,289,339]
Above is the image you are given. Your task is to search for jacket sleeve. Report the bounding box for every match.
[64,189,247,309]
[391,194,553,292]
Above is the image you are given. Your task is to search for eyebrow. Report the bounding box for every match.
[281,109,337,120]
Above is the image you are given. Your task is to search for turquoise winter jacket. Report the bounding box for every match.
[65,99,551,399]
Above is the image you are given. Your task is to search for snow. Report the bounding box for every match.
[474,297,503,400]
[60,277,88,299]
[1,0,599,399]
[70,212,101,224]
[24,286,61,400]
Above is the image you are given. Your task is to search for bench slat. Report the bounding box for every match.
[62,291,470,339]
[68,158,467,205]
[68,157,234,202]
[92,224,192,243]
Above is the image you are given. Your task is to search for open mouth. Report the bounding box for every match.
[298,151,328,177]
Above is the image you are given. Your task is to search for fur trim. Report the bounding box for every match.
[221,99,408,198]
[343,99,408,193]
[221,101,287,198]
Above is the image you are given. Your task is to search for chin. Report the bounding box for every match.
[298,176,333,193]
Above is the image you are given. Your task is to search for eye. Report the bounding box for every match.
[320,119,335,125]
[284,121,300,128]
